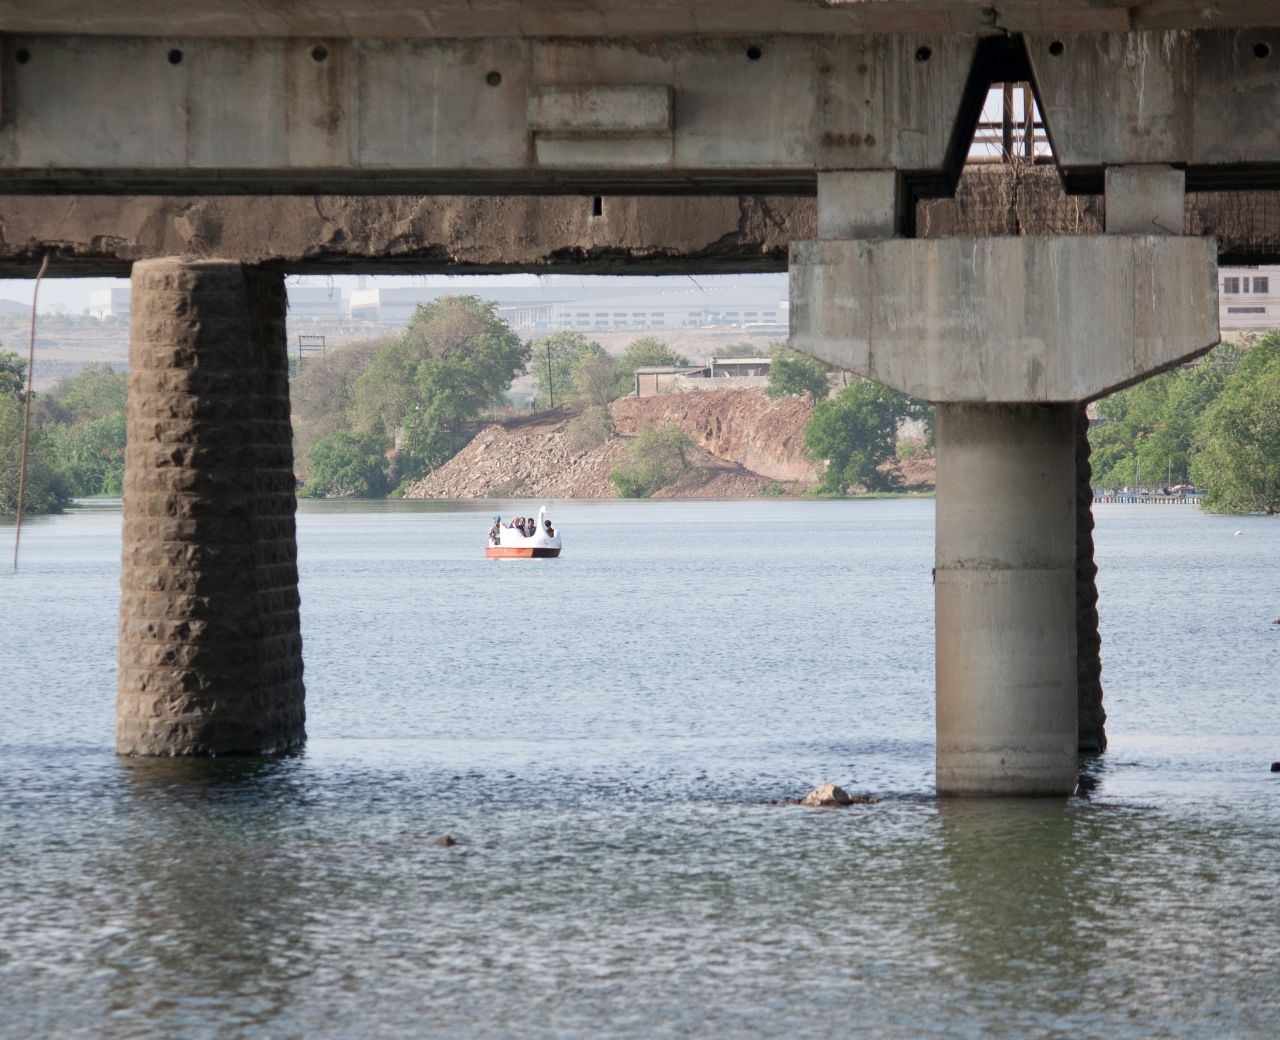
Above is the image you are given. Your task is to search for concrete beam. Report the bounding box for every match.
[0,170,1275,277]
[11,1,1276,39]
[0,32,982,195]
[789,234,1220,403]
[1029,29,1280,192]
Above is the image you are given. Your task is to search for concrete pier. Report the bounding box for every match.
[934,404,1078,795]
[117,259,305,756]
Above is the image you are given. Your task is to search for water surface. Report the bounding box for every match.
[2,500,1277,1038]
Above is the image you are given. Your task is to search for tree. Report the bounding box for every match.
[53,412,127,497]
[1192,333,1280,514]
[0,392,71,515]
[352,296,530,483]
[766,348,830,400]
[1089,346,1234,488]
[531,331,606,409]
[573,352,620,407]
[291,337,388,481]
[610,424,704,497]
[44,363,128,423]
[804,380,909,494]
[614,337,689,396]
[0,351,24,399]
[300,431,391,498]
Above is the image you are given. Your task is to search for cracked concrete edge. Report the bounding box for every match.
[0,168,1275,276]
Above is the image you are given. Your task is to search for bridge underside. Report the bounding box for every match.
[1,171,1278,277]
[5,6,1276,794]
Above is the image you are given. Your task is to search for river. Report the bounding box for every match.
[1,499,1277,1038]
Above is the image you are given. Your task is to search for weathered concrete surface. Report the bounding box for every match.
[0,33,983,195]
[1104,165,1185,235]
[789,234,1219,403]
[117,259,305,756]
[934,402,1078,796]
[0,194,803,276]
[1028,29,1280,191]
[1,169,1276,276]
[5,1,1277,37]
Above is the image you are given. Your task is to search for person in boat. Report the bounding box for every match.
[543,518,556,538]
[514,516,527,537]
[489,516,502,543]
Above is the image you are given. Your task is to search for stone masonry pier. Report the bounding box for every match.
[117,260,304,755]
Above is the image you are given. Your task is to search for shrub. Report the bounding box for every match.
[610,424,703,497]
[300,431,390,498]
[766,348,829,400]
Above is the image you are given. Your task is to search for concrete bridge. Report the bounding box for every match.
[4,1,1278,795]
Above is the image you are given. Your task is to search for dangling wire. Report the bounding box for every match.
[13,253,50,572]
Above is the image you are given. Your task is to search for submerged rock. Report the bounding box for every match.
[797,783,874,807]
[433,835,457,847]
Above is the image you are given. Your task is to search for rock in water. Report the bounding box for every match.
[433,835,457,847]
[1270,762,1280,773]
[799,783,855,807]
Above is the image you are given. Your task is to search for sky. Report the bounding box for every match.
[0,272,782,316]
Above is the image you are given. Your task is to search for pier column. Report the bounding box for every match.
[934,403,1078,795]
[791,186,1218,794]
[117,259,304,755]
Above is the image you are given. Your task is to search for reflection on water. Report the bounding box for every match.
[1,501,1277,1038]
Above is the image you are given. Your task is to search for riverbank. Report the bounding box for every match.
[403,387,934,500]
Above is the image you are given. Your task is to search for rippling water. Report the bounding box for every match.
[2,499,1278,1038]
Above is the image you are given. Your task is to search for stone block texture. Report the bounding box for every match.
[1075,406,1107,753]
[117,259,305,755]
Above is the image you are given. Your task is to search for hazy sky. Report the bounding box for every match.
[0,272,782,315]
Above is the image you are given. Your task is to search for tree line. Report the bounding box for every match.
[1088,332,1280,514]
[294,296,690,497]
[0,352,127,515]
[5,314,1278,515]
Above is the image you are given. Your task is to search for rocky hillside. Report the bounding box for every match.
[404,388,819,499]
[612,388,821,482]
[401,387,934,500]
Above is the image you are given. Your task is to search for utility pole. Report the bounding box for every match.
[546,340,554,410]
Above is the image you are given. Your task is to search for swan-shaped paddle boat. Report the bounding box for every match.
[486,505,562,558]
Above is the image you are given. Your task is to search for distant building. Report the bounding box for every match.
[287,286,345,321]
[547,287,786,332]
[89,287,131,321]
[1219,266,1279,335]
[633,356,773,396]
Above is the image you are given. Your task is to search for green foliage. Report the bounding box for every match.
[1089,352,1231,488]
[0,392,71,515]
[532,331,607,408]
[44,363,128,423]
[766,348,829,400]
[717,341,777,358]
[52,413,126,496]
[614,337,690,396]
[574,351,620,407]
[352,296,530,481]
[290,337,388,482]
[610,424,703,497]
[0,351,25,399]
[300,431,391,498]
[804,380,917,494]
[760,480,785,497]
[1192,334,1280,514]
